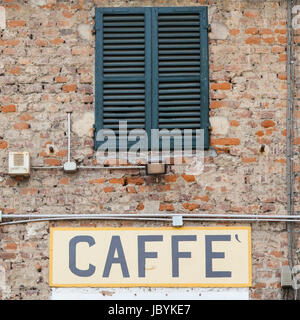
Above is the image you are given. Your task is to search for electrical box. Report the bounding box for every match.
[281,265,293,288]
[63,161,77,173]
[8,151,30,176]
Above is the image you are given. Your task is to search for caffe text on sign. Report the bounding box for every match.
[49,227,251,287]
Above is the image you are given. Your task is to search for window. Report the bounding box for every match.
[94,7,209,152]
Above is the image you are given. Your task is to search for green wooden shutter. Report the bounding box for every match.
[95,7,209,151]
[94,8,152,151]
[151,7,209,150]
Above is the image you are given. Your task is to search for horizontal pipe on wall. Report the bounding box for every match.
[30,165,145,170]
[1,212,300,226]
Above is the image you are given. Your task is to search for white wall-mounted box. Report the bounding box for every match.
[8,152,30,176]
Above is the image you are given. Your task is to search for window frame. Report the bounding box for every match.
[94,6,210,151]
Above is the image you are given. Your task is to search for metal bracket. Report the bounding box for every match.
[172,215,183,227]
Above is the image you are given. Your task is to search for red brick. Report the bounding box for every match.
[210,101,227,109]
[1,104,16,112]
[229,29,240,36]
[230,120,239,127]
[126,177,144,185]
[194,195,209,202]
[261,120,275,128]
[157,184,171,192]
[62,84,77,92]
[245,27,258,35]
[244,10,259,18]
[159,203,175,211]
[0,141,8,149]
[210,138,240,146]
[35,39,48,47]
[7,66,21,75]
[89,178,106,184]
[50,38,65,45]
[55,76,68,83]
[59,177,70,185]
[104,186,114,193]
[164,175,178,183]
[7,20,26,27]
[270,250,282,258]
[181,174,195,182]
[4,243,17,250]
[263,37,275,44]
[246,36,261,45]
[182,203,199,211]
[14,122,29,130]
[62,10,73,18]
[126,186,137,193]
[109,178,125,185]
[259,28,273,35]
[1,252,16,260]
[0,39,20,46]
[20,113,34,121]
[137,203,144,210]
[44,158,61,166]
[210,82,231,90]
[242,157,257,163]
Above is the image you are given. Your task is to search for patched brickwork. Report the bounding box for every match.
[0,0,298,300]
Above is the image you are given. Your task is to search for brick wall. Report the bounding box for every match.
[0,0,297,299]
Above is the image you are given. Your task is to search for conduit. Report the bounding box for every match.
[287,0,296,269]
[2,212,300,226]
[31,165,145,170]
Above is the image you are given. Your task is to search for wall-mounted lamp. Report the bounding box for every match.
[146,163,166,175]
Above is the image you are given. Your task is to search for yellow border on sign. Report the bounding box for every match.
[49,226,252,288]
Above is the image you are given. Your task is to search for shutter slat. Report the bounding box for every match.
[103,33,144,38]
[103,16,145,21]
[159,101,201,106]
[104,39,144,44]
[159,124,200,129]
[159,95,201,100]
[104,45,145,50]
[159,61,200,66]
[104,119,145,123]
[103,50,145,56]
[159,50,200,55]
[159,88,200,93]
[103,27,145,32]
[159,112,200,117]
[104,95,145,100]
[104,112,145,117]
[159,38,200,43]
[159,106,200,111]
[103,22,145,27]
[104,107,145,112]
[158,33,200,38]
[159,21,200,26]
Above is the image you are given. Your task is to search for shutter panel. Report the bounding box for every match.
[152,7,209,150]
[94,8,152,151]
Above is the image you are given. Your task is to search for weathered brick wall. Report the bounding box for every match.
[0,0,297,299]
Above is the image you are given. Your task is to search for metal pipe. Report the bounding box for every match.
[31,165,145,170]
[287,0,295,269]
[2,216,300,227]
[67,111,71,163]
[2,213,300,227]
[77,165,145,170]
[31,166,63,170]
[3,213,300,219]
